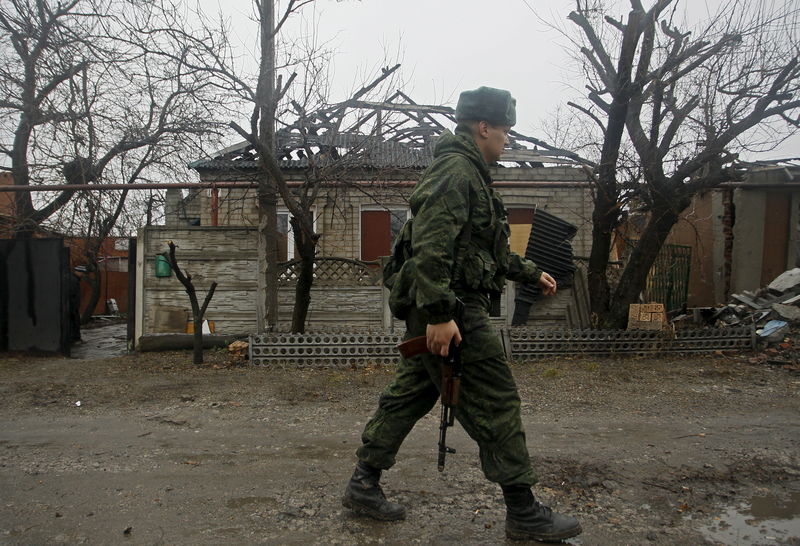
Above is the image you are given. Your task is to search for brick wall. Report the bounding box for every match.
[194,166,593,261]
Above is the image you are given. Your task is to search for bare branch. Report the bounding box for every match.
[568,101,607,134]
[568,9,619,86]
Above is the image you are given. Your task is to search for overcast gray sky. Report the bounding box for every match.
[201,0,798,161]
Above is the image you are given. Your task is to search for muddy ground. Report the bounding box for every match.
[0,329,799,545]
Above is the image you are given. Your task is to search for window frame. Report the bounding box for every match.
[359,206,411,261]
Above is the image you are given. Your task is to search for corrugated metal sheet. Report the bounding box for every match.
[512,208,578,325]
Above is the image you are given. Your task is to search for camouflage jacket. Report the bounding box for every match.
[389,127,542,323]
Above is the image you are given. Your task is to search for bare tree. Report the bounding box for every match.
[226,1,395,334]
[166,240,218,365]
[0,0,227,241]
[563,0,800,327]
[169,0,319,332]
[1,0,230,326]
[180,0,404,333]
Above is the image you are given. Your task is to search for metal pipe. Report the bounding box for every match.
[211,187,219,226]
[718,182,800,189]
[0,181,260,192]
[0,180,595,192]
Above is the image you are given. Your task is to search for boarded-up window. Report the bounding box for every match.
[507,208,536,256]
[361,209,409,261]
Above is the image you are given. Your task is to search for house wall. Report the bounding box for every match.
[79,270,128,315]
[729,167,800,294]
[665,191,716,306]
[711,191,729,304]
[730,189,768,294]
[321,185,412,259]
[135,226,261,347]
[0,172,14,218]
[0,173,17,238]
[493,167,593,260]
[193,167,593,261]
[63,236,130,315]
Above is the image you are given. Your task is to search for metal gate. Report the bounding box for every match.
[642,243,692,312]
[0,238,71,354]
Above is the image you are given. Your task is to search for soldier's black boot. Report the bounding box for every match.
[342,461,406,521]
[502,485,582,542]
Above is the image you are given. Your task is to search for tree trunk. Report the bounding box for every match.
[575,7,644,327]
[166,241,217,365]
[587,191,618,326]
[192,314,203,365]
[183,290,204,366]
[258,186,280,331]
[12,113,35,239]
[256,0,280,333]
[290,215,316,333]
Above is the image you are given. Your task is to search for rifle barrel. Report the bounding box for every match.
[438,404,449,471]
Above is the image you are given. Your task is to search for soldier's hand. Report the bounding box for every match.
[426,320,461,357]
[539,272,557,296]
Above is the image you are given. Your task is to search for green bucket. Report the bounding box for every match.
[155,254,172,277]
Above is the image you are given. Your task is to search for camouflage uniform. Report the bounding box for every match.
[356,126,543,487]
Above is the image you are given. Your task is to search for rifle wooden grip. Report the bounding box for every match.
[450,376,460,406]
[396,335,429,358]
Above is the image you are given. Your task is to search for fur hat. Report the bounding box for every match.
[455,86,516,126]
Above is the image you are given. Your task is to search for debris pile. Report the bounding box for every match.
[709,269,800,338]
[744,327,800,373]
[691,268,800,372]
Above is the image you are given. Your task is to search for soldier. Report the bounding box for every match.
[342,87,582,542]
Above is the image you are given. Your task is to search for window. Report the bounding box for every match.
[278,209,316,261]
[360,208,410,261]
[277,213,290,261]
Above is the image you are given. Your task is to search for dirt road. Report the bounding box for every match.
[1,334,798,545]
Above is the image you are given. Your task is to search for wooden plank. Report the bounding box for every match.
[781,293,800,305]
[761,191,791,286]
[730,293,764,309]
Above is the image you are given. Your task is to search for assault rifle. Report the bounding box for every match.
[396,300,464,472]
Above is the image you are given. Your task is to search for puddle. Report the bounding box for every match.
[699,492,800,545]
[70,323,127,360]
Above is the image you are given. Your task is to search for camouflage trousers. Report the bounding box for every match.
[356,292,537,486]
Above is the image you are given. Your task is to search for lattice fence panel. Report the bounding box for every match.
[278,258,381,286]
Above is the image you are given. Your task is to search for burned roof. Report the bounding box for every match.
[739,158,800,169]
[190,82,586,173]
[190,135,437,171]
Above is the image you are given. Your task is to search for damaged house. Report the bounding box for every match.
[625,159,800,309]
[134,92,594,343]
